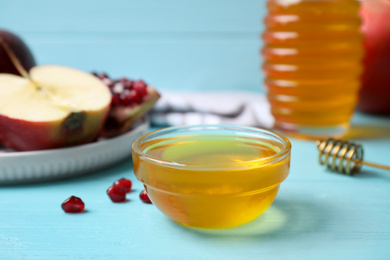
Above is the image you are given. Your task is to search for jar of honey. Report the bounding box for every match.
[262,0,363,139]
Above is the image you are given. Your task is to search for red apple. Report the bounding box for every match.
[0,66,112,151]
[358,0,390,114]
[0,29,36,76]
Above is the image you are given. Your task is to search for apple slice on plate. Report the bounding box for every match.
[0,65,111,151]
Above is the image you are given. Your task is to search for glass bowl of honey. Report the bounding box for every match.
[131,125,292,229]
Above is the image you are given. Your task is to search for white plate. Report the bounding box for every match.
[0,119,149,184]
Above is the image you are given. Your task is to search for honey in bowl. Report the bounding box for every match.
[132,125,291,229]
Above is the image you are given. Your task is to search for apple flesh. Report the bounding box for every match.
[0,29,36,76]
[0,66,111,151]
[358,0,390,114]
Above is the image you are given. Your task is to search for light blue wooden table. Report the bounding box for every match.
[1,1,390,259]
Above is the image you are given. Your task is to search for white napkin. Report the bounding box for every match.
[149,91,274,128]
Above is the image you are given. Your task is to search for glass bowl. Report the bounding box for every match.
[131,125,291,229]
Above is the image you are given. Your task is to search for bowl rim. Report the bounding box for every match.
[131,124,292,170]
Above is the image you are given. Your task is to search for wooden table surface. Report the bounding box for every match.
[1,1,390,259]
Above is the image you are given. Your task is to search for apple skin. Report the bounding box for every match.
[358,1,390,114]
[0,29,36,76]
[0,110,109,151]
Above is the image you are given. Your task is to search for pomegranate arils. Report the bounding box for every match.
[107,185,127,203]
[139,190,152,204]
[133,80,148,97]
[102,77,114,88]
[110,83,122,95]
[61,196,85,213]
[120,77,128,87]
[127,80,134,89]
[120,90,140,105]
[91,71,159,138]
[118,90,132,106]
[92,72,149,108]
[113,178,132,193]
[129,90,141,103]
[92,72,109,80]
[111,95,121,106]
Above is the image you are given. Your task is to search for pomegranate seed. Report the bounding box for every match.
[129,90,141,103]
[113,178,132,193]
[120,90,140,105]
[119,77,127,86]
[126,81,134,89]
[127,80,135,89]
[99,72,109,79]
[112,82,124,94]
[119,90,132,106]
[133,80,148,97]
[111,95,121,106]
[139,190,152,204]
[120,77,133,89]
[61,196,85,213]
[107,185,127,203]
[102,77,114,88]
[92,73,147,106]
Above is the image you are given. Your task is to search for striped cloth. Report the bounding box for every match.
[149,91,274,128]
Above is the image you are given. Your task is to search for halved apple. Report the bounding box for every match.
[0,65,111,151]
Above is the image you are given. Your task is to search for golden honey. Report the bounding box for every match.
[262,0,363,139]
[132,127,291,229]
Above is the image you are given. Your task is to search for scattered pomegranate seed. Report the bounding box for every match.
[107,185,127,203]
[61,196,85,213]
[139,190,152,204]
[113,178,132,193]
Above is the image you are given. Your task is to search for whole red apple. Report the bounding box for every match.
[358,0,390,114]
[0,29,36,76]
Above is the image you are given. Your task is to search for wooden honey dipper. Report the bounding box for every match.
[316,138,390,175]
